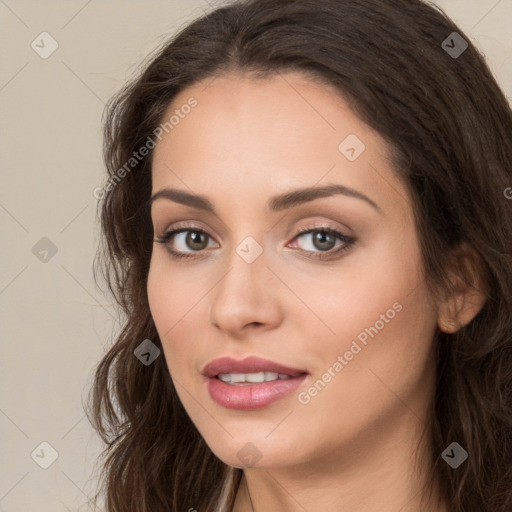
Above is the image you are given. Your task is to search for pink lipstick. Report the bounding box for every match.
[202,356,308,410]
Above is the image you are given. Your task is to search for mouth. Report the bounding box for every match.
[216,371,296,385]
[202,356,309,410]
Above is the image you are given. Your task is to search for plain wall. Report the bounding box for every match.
[1,1,511,510]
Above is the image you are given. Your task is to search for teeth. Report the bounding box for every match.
[217,372,292,384]
[247,372,265,383]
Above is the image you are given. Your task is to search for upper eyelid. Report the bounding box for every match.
[154,213,354,235]
[158,223,352,247]
[157,221,350,237]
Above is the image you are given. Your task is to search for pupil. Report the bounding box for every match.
[188,231,207,250]
[314,232,335,250]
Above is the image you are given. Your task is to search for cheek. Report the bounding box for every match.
[283,231,428,354]
[290,227,437,401]
[147,251,204,334]
[146,255,201,373]
[287,286,437,458]
[147,259,173,336]
[304,269,435,427]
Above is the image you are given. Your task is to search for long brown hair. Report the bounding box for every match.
[87,0,512,510]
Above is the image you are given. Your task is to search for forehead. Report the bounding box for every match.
[151,71,397,209]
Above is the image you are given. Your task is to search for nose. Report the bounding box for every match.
[209,238,283,338]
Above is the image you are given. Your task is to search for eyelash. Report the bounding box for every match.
[155,223,356,261]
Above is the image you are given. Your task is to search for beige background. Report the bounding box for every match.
[1,1,511,511]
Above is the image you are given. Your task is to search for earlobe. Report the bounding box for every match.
[437,307,459,333]
[436,244,488,334]
[437,288,487,333]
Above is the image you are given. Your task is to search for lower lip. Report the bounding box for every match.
[207,375,308,410]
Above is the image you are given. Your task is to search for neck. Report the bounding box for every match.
[231,413,448,512]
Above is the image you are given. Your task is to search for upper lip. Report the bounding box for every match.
[202,356,308,378]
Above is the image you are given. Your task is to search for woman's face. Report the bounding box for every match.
[148,71,440,470]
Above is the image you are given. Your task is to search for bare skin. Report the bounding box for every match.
[147,71,484,512]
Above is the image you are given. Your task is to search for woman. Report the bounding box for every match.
[88,0,512,511]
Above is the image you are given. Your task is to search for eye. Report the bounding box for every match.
[154,224,355,261]
[155,228,217,259]
[288,226,355,260]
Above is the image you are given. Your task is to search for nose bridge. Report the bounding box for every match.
[220,232,269,299]
[209,230,281,332]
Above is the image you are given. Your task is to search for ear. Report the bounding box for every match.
[437,243,488,333]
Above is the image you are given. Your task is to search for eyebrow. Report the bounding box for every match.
[149,183,381,213]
